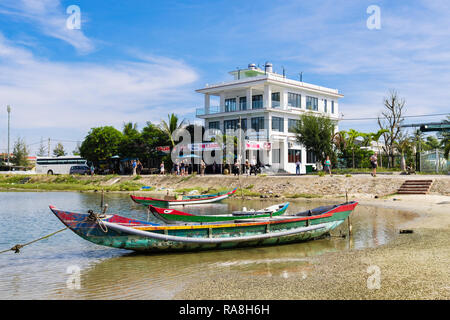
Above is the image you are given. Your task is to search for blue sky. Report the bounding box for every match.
[0,0,449,155]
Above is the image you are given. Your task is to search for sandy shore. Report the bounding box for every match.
[174,194,450,300]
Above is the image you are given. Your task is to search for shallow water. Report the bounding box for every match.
[0,191,417,299]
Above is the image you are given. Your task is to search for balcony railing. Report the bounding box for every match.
[196,106,220,116]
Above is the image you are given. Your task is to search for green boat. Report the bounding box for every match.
[151,202,289,223]
[130,188,237,207]
[49,201,358,253]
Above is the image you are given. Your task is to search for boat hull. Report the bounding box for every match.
[49,202,357,253]
[130,188,237,207]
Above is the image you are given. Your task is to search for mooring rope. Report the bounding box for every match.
[86,209,109,233]
[0,227,68,254]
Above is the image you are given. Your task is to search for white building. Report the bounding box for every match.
[196,63,343,174]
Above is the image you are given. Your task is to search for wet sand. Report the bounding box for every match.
[175,195,450,300]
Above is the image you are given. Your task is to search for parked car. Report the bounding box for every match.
[69,165,91,175]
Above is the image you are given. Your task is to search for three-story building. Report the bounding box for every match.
[196,63,343,174]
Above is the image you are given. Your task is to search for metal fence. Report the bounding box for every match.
[420,149,449,173]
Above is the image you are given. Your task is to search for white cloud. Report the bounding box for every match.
[0,0,94,53]
[259,1,450,125]
[0,33,199,133]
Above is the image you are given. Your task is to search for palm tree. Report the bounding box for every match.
[347,129,363,169]
[362,129,388,167]
[159,113,187,147]
[395,136,412,171]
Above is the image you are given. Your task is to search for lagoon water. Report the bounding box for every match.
[0,192,416,299]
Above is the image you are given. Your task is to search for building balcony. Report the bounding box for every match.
[196,105,220,116]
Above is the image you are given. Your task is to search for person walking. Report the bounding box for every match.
[324,156,332,176]
[160,161,165,175]
[295,159,301,175]
[370,152,378,177]
[200,160,206,176]
[245,159,250,175]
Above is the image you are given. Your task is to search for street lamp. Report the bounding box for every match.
[7,105,11,170]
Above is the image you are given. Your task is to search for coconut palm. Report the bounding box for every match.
[395,136,412,172]
[160,113,187,147]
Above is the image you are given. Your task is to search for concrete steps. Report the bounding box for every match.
[397,180,433,194]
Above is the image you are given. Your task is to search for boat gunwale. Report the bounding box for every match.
[130,188,237,203]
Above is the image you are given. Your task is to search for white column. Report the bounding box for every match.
[264,84,272,109]
[282,140,288,173]
[246,87,252,110]
[220,92,225,113]
[205,94,210,114]
[281,88,287,110]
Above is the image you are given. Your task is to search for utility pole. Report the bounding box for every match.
[48,138,51,157]
[7,105,11,170]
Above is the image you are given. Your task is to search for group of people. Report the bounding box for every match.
[131,160,143,176]
[166,159,207,176]
[138,152,380,177]
[233,158,258,176]
[294,152,378,177]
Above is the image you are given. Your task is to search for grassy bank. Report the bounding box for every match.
[1,173,449,198]
[0,174,146,192]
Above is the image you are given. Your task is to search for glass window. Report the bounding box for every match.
[288,93,301,108]
[252,95,263,109]
[288,119,300,133]
[239,97,247,110]
[331,101,335,114]
[209,121,220,130]
[306,96,318,111]
[307,150,317,163]
[224,119,246,131]
[288,149,301,163]
[272,149,280,164]
[271,116,284,132]
[324,99,327,113]
[224,119,238,130]
[251,117,265,131]
[271,92,280,108]
[225,98,236,112]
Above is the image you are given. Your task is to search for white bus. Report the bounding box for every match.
[36,156,88,175]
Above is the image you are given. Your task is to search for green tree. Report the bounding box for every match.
[441,116,450,159]
[12,137,30,167]
[160,113,186,147]
[80,126,123,165]
[53,142,67,157]
[424,135,441,150]
[37,137,47,157]
[294,112,337,165]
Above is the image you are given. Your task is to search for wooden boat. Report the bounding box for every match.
[48,201,358,253]
[130,188,237,207]
[150,202,289,223]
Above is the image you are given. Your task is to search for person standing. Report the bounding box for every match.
[250,157,256,175]
[132,160,137,176]
[370,152,378,177]
[324,156,332,176]
[180,161,185,176]
[295,159,301,175]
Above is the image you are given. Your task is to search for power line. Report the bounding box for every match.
[339,113,449,121]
